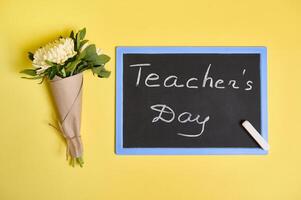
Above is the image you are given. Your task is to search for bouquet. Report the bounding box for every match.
[21,28,110,167]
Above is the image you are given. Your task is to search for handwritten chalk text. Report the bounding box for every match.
[151,104,210,137]
[130,63,253,91]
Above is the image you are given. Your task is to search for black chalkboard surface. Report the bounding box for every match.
[116,47,268,155]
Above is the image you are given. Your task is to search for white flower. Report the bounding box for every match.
[33,38,77,74]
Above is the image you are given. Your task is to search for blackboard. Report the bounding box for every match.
[116,47,268,155]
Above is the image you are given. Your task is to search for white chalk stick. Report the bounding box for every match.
[242,120,269,151]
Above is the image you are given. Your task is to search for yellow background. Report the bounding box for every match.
[0,0,300,199]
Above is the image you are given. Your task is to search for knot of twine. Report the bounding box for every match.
[48,122,82,160]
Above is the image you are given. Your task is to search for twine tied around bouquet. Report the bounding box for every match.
[48,121,82,161]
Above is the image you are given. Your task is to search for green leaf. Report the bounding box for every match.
[65,62,72,70]
[83,44,97,56]
[44,66,53,74]
[86,54,98,63]
[91,65,104,74]
[98,70,111,78]
[76,157,84,167]
[65,59,81,75]
[20,69,37,76]
[81,44,98,61]
[48,67,57,80]
[77,51,86,60]
[94,54,110,65]
[70,30,75,39]
[21,76,43,80]
[45,60,55,66]
[79,40,89,50]
[74,62,88,74]
[76,33,81,51]
[61,67,66,77]
[78,28,86,40]
[56,65,66,78]
[28,52,34,61]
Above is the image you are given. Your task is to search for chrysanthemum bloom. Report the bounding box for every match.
[33,38,77,74]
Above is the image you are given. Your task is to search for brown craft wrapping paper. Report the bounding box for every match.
[49,73,83,158]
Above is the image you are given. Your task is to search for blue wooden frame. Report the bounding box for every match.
[116,47,268,155]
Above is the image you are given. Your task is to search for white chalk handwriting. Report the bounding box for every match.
[130,63,254,91]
